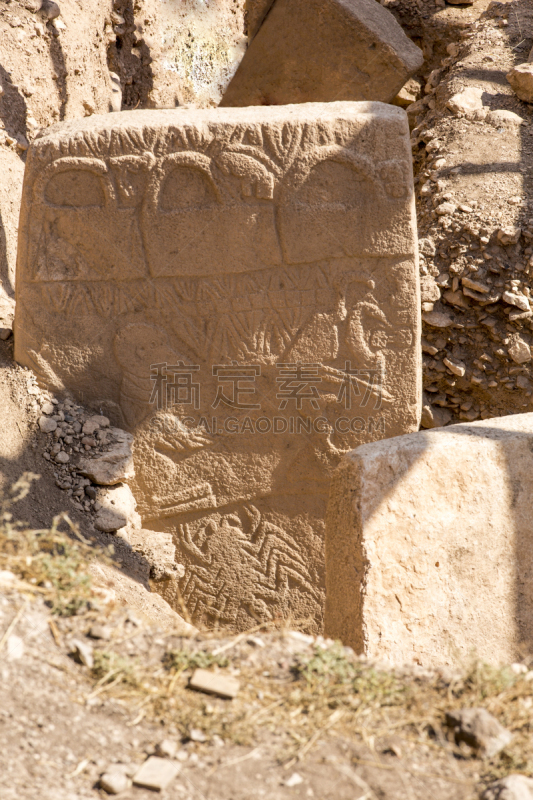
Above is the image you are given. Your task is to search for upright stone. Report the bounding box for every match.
[220,0,423,107]
[325,414,533,665]
[15,103,420,631]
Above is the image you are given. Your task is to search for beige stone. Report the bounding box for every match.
[506,63,533,104]
[325,414,533,665]
[189,668,240,698]
[133,757,181,791]
[220,0,423,107]
[15,104,420,632]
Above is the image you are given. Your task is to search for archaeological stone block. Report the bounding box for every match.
[220,0,423,108]
[15,104,420,632]
[325,414,533,665]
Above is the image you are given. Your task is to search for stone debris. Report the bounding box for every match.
[446,87,484,117]
[284,773,304,787]
[94,484,138,532]
[189,668,240,699]
[220,0,423,106]
[78,429,134,486]
[0,328,11,340]
[482,774,533,800]
[70,638,94,669]
[508,337,531,365]
[38,415,57,433]
[506,63,533,103]
[325,414,533,665]
[154,739,178,759]
[99,770,130,795]
[446,708,512,758]
[38,0,60,20]
[132,756,181,791]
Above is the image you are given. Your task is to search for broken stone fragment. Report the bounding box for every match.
[133,757,181,791]
[503,291,530,312]
[78,428,134,485]
[498,227,522,246]
[99,771,130,795]
[70,638,94,668]
[443,356,466,377]
[94,484,139,532]
[506,63,533,104]
[38,415,57,433]
[446,87,484,117]
[420,399,451,429]
[508,337,531,365]
[422,311,454,328]
[446,708,512,758]
[189,668,240,699]
[482,774,533,800]
[220,0,423,106]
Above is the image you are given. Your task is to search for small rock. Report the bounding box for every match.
[443,357,466,377]
[189,728,207,743]
[445,708,512,758]
[482,774,533,800]
[420,275,441,304]
[133,757,181,791]
[446,87,484,116]
[435,202,457,216]
[7,634,24,661]
[508,339,531,365]
[94,507,128,533]
[155,739,178,759]
[39,0,60,20]
[82,419,100,436]
[100,771,130,795]
[498,227,521,246]
[284,773,304,787]
[422,311,454,328]
[421,401,452,429]
[418,237,436,257]
[89,624,112,641]
[0,328,12,340]
[78,428,134,485]
[506,63,533,104]
[503,291,530,312]
[41,401,55,415]
[39,416,57,433]
[70,639,94,668]
[486,109,525,128]
[189,668,240,699]
[55,451,70,464]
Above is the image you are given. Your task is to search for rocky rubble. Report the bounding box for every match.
[389,0,533,428]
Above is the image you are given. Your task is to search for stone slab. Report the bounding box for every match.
[325,414,533,665]
[189,668,240,698]
[220,0,423,107]
[133,757,181,791]
[15,104,420,632]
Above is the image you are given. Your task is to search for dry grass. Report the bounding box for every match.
[0,473,112,615]
[2,475,533,786]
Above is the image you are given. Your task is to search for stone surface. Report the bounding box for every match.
[482,774,533,800]
[94,483,139,532]
[78,429,134,485]
[446,87,484,117]
[189,668,240,698]
[445,708,512,758]
[325,414,533,665]
[100,771,130,794]
[15,104,420,632]
[133,757,181,791]
[220,0,423,107]
[506,63,533,103]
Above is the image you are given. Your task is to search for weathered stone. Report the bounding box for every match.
[446,708,512,758]
[508,337,531,365]
[483,774,533,800]
[446,87,484,117]
[78,429,134,485]
[38,415,57,433]
[133,757,181,791]
[15,105,420,632]
[94,483,139,532]
[189,668,240,699]
[506,63,533,104]
[420,399,451,429]
[100,771,130,795]
[325,414,533,665]
[220,0,423,107]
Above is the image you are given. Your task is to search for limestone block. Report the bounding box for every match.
[220,0,423,107]
[15,104,420,632]
[507,63,533,104]
[325,414,533,665]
